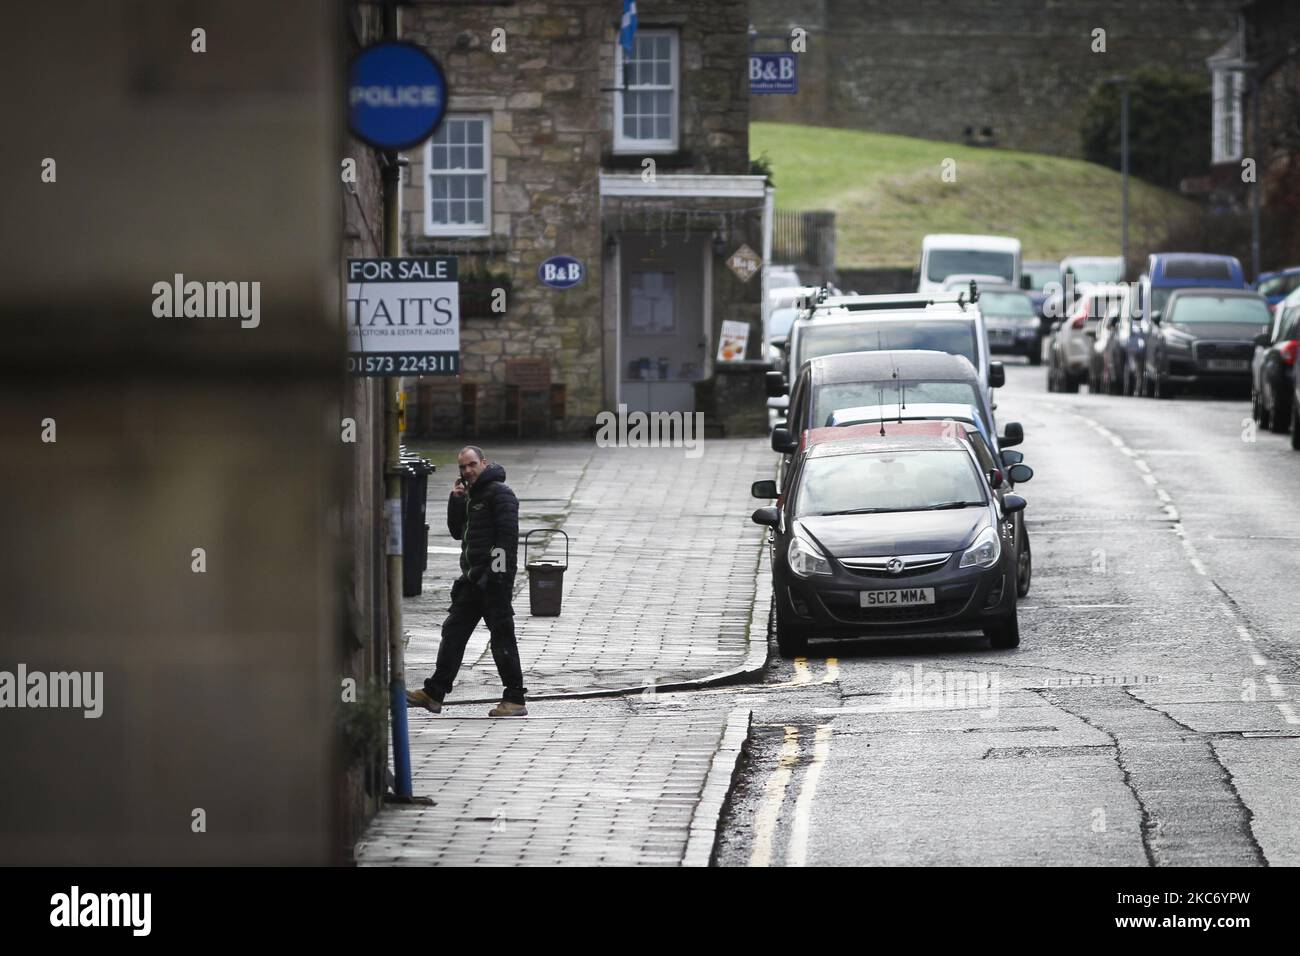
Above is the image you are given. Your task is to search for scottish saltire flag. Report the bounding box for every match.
[620,0,638,54]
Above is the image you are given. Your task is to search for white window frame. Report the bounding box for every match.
[613,29,680,154]
[424,113,492,237]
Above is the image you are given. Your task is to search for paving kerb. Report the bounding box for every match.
[682,705,754,867]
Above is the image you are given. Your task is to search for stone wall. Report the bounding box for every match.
[401,0,754,436]
[598,0,752,174]
[750,0,1239,158]
[401,2,607,436]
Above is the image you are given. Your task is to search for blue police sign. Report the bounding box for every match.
[348,41,448,150]
[749,53,798,94]
[539,256,585,289]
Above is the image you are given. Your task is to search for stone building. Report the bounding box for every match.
[340,3,390,857]
[1203,0,1300,267]
[749,0,1240,159]
[400,0,771,437]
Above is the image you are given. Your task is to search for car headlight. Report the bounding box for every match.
[959,525,1001,569]
[788,533,832,577]
[1164,329,1195,349]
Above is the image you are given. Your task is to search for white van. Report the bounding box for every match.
[781,291,1003,411]
[918,234,1023,294]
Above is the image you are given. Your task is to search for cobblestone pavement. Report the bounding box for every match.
[357,438,771,866]
[401,439,772,701]
[355,703,750,866]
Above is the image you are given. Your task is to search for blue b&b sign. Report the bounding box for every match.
[749,53,797,94]
[539,256,585,289]
[348,41,448,150]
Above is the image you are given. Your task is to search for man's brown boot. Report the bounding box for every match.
[406,688,443,714]
[488,700,527,717]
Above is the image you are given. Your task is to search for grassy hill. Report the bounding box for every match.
[751,122,1196,269]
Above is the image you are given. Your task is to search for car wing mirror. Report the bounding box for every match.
[987,467,1004,487]
[988,362,1005,388]
[765,370,787,397]
[770,427,797,454]
[999,449,1023,466]
[1002,493,1027,514]
[751,479,779,499]
[751,506,780,528]
[767,395,790,410]
[1000,422,1024,448]
[1007,463,1034,484]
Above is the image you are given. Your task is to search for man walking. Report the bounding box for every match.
[407,446,528,716]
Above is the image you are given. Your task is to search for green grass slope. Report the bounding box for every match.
[751,122,1195,269]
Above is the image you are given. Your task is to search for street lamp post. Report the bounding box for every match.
[1104,76,1131,269]
[1121,82,1130,268]
[1223,63,1262,281]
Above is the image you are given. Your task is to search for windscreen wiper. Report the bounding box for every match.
[922,501,984,510]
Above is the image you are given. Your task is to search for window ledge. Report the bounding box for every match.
[603,149,694,169]
[407,235,508,256]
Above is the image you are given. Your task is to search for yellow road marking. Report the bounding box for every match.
[789,724,833,867]
[748,726,800,868]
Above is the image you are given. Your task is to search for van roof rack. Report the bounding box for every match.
[795,287,976,314]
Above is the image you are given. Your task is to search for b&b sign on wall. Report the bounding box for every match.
[539,256,585,289]
[749,53,797,94]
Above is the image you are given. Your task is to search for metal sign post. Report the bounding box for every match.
[348,3,448,805]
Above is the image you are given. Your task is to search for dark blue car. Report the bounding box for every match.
[1119,253,1247,396]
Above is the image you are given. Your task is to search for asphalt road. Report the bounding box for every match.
[707,359,1300,866]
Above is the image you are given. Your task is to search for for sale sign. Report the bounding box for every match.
[749,53,797,94]
[346,257,459,376]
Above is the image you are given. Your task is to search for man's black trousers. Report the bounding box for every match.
[426,574,526,705]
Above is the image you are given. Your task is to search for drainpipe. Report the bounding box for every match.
[761,184,774,360]
[380,0,413,802]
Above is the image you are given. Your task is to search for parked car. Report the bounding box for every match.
[770,350,1008,456]
[1254,267,1300,311]
[1039,256,1124,325]
[1251,287,1300,432]
[767,265,803,294]
[767,305,800,369]
[1046,284,1125,392]
[1089,292,1125,393]
[1141,288,1271,398]
[978,288,1042,364]
[942,274,1008,292]
[780,291,1003,409]
[1092,282,1133,395]
[1115,254,1243,396]
[1061,255,1125,285]
[1290,355,1300,451]
[751,431,1027,656]
[823,405,1033,598]
[917,234,1024,294]
[1023,259,1062,327]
